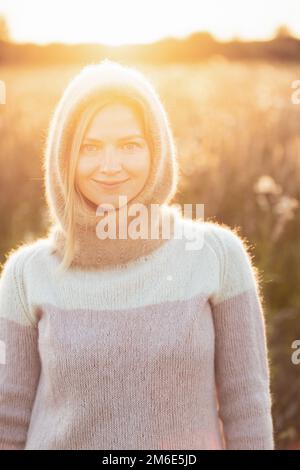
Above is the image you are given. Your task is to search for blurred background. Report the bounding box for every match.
[0,0,300,450]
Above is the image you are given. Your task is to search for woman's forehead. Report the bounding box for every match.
[84,103,146,139]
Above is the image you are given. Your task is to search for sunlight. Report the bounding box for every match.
[0,0,299,45]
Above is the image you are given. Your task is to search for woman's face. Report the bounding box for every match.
[75,102,151,210]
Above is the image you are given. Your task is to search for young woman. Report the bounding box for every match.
[0,59,274,450]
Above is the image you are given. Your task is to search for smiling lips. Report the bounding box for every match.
[92,178,129,188]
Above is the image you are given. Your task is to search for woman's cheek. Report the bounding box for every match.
[128,151,151,176]
[77,155,95,176]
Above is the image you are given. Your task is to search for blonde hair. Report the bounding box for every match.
[57,94,153,272]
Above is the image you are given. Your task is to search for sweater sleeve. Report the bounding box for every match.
[0,248,41,450]
[208,225,274,450]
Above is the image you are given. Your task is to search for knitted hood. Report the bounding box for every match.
[43,59,180,270]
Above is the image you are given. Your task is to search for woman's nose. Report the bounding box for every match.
[99,144,122,173]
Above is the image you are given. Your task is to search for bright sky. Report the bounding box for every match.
[0,0,299,45]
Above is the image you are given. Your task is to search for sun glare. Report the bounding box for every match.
[0,0,299,45]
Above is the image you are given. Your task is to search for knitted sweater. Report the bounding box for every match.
[0,216,274,450]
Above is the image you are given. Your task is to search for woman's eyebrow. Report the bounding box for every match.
[84,134,145,143]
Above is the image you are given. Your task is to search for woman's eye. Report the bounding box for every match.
[82,144,100,152]
[121,142,140,150]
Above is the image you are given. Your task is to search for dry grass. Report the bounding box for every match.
[1,59,300,448]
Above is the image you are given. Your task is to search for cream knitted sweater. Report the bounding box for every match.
[0,215,274,450]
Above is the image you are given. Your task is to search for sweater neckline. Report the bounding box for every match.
[50,212,184,277]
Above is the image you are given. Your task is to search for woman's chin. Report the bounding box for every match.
[79,189,139,213]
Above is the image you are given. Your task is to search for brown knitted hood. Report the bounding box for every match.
[43,59,180,270]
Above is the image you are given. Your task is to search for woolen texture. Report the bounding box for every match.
[0,214,275,450]
[43,59,180,269]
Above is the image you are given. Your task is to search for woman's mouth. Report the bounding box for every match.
[92,178,129,189]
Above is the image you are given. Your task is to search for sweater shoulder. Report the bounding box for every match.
[171,217,234,271]
[0,237,54,326]
[177,218,245,264]
[1,237,54,275]
[199,221,259,304]
[201,220,251,259]
[3,235,50,260]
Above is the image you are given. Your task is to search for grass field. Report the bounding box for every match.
[1,59,300,448]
